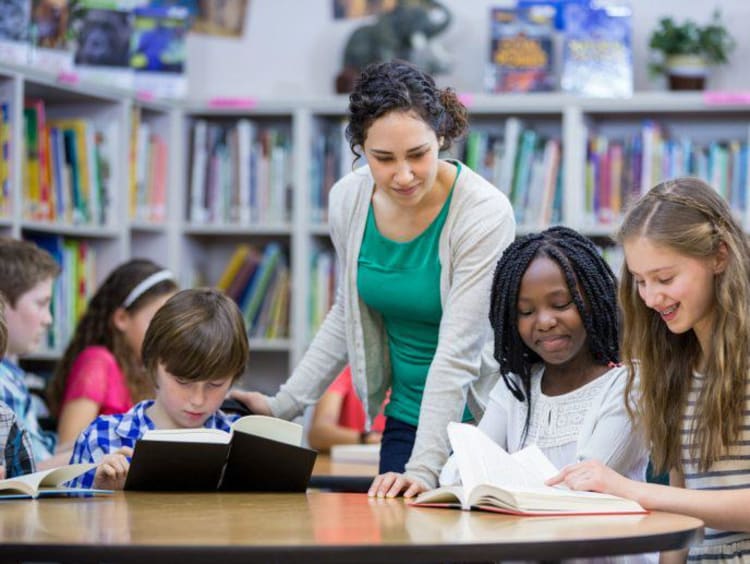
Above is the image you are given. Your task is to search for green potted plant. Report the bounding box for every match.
[648,10,735,90]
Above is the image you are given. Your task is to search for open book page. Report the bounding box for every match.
[232,415,302,446]
[141,427,231,444]
[0,463,97,496]
[448,422,554,494]
[511,444,559,482]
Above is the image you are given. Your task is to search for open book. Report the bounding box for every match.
[124,415,317,492]
[412,423,645,516]
[0,463,109,499]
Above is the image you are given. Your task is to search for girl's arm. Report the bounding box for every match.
[547,459,750,532]
[308,391,362,452]
[57,398,101,445]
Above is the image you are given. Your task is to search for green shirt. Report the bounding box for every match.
[358,164,468,426]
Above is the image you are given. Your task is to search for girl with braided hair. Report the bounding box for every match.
[440,226,649,486]
[548,178,750,563]
[48,259,177,446]
[232,59,515,498]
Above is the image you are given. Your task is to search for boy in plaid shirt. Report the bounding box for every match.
[68,289,250,489]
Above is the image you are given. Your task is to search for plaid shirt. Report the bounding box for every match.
[68,400,239,489]
[0,360,56,461]
[0,401,35,478]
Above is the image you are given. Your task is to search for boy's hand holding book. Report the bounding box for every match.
[94,446,133,490]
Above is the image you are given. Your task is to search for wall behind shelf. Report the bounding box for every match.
[186,0,750,100]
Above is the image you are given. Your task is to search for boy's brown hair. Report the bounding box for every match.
[141,288,249,385]
[0,238,60,306]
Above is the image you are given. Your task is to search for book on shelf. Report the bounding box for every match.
[411,422,646,516]
[560,0,633,98]
[0,463,111,499]
[486,6,555,94]
[124,415,317,492]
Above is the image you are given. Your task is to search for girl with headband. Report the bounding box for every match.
[47,259,177,446]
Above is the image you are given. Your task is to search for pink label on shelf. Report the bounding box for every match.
[703,91,750,105]
[457,92,475,107]
[136,90,156,102]
[207,97,258,109]
[56,71,79,85]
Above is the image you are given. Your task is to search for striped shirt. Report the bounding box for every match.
[683,374,750,562]
[68,400,239,489]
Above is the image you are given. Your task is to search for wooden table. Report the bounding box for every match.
[0,491,703,563]
[312,453,378,477]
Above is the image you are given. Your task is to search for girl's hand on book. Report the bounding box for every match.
[228,390,271,416]
[368,472,428,499]
[94,447,133,490]
[545,459,630,498]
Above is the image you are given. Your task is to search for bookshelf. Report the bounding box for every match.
[4,62,750,393]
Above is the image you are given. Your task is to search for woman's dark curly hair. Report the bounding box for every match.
[489,226,620,441]
[345,59,468,163]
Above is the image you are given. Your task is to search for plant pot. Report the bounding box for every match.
[665,54,708,91]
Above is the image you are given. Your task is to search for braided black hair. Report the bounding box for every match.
[489,226,620,442]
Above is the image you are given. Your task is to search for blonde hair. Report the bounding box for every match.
[618,177,750,472]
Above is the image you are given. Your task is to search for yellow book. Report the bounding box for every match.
[216,244,252,291]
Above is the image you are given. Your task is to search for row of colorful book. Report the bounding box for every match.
[189,120,292,226]
[310,119,349,223]
[309,249,336,339]
[215,243,290,339]
[586,121,750,227]
[456,118,563,229]
[129,108,168,224]
[26,234,95,353]
[0,103,10,218]
[23,98,113,226]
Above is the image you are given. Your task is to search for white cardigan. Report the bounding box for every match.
[267,161,515,487]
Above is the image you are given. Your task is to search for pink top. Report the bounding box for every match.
[62,346,133,416]
[327,366,386,433]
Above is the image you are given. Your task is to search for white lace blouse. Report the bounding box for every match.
[440,364,649,485]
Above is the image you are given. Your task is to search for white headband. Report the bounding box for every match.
[122,270,174,308]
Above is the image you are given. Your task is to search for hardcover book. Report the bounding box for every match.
[124,415,317,492]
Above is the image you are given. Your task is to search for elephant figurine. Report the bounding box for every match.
[336,0,452,93]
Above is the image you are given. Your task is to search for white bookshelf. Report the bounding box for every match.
[4,61,750,390]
